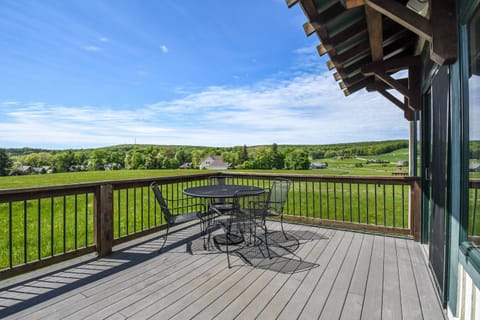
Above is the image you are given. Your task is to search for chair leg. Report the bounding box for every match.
[280,214,287,240]
[159,225,169,253]
[263,219,272,259]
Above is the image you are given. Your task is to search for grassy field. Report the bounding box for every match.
[0,148,417,271]
[0,149,411,189]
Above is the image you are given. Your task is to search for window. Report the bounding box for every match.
[467,7,480,244]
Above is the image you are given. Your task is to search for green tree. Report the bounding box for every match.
[191,150,205,168]
[272,143,284,169]
[0,149,11,176]
[53,151,75,172]
[240,145,249,163]
[253,147,273,169]
[284,149,310,170]
[175,149,190,164]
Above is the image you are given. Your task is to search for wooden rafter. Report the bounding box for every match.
[286,0,301,8]
[341,0,365,9]
[363,56,421,111]
[377,88,414,120]
[366,78,408,91]
[365,0,432,40]
[365,5,383,62]
[339,0,457,65]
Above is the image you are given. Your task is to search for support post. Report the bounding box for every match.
[95,184,114,256]
[410,178,421,242]
[409,118,417,176]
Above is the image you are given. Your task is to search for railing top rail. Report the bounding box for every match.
[218,172,421,184]
[0,171,424,203]
[0,173,214,202]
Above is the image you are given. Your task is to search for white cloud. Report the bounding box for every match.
[0,48,409,149]
[83,45,102,52]
[160,45,168,53]
[99,37,109,42]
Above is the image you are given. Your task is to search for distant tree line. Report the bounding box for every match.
[0,140,411,175]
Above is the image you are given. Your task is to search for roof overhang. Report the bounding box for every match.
[287,0,457,120]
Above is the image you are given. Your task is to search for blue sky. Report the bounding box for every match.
[0,0,408,149]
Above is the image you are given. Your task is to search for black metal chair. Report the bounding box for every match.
[264,178,292,239]
[211,189,272,268]
[151,182,207,253]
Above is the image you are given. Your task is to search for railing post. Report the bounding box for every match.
[95,184,114,256]
[410,179,421,241]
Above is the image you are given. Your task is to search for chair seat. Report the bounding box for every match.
[171,211,202,224]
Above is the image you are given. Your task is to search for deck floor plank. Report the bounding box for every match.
[298,231,354,320]
[319,232,364,320]
[214,225,328,320]
[339,233,375,320]
[382,237,402,320]
[406,240,446,320]
[247,225,331,320]
[195,223,310,320]
[266,229,344,320]
[0,221,445,320]
[361,234,385,320]
[396,238,423,319]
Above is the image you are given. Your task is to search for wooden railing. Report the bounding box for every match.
[0,172,420,279]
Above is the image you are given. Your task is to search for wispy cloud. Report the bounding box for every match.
[160,45,168,53]
[99,37,109,43]
[0,65,407,149]
[83,45,102,52]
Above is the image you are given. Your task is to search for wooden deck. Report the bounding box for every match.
[0,221,445,319]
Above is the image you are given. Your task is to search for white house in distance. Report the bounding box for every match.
[199,155,231,170]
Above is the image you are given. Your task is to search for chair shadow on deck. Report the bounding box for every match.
[189,229,328,274]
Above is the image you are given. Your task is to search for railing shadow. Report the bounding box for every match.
[0,224,201,318]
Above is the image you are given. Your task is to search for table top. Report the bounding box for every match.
[183,184,264,198]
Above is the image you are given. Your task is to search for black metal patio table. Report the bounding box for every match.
[183,184,265,245]
[183,184,265,199]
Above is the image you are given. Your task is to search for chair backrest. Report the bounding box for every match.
[268,179,291,214]
[150,182,174,224]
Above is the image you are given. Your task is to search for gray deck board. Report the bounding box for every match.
[339,233,374,320]
[0,221,445,320]
[319,232,364,320]
[298,231,354,319]
[361,234,385,320]
[397,238,423,320]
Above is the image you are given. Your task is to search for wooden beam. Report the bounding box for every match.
[286,0,301,8]
[377,88,414,120]
[408,65,421,111]
[430,0,457,65]
[362,55,420,74]
[365,0,432,41]
[326,60,336,70]
[341,0,365,9]
[366,78,408,91]
[343,73,366,87]
[365,5,383,62]
[344,78,372,96]
[372,70,410,97]
[331,41,371,67]
[325,20,367,50]
[303,22,317,36]
[317,43,327,56]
